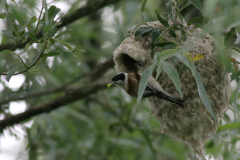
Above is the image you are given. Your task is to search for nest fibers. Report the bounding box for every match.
[113,21,230,159]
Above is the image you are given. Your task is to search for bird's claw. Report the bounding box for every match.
[136,60,147,69]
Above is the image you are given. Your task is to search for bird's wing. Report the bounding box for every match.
[142,91,156,98]
[145,82,158,92]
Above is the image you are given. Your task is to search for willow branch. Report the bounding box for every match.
[0,82,108,133]
[0,0,122,52]
[0,42,47,75]
[0,56,114,105]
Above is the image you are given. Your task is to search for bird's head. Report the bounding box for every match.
[107,73,127,88]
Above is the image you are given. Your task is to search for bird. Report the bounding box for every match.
[108,72,184,107]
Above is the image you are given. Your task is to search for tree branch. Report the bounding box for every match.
[0,82,108,133]
[0,0,122,52]
[0,56,114,105]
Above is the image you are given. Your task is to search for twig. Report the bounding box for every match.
[0,0,122,52]
[0,82,108,133]
[0,42,48,75]
[0,56,114,105]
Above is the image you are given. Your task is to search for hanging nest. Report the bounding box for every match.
[113,21,230,159]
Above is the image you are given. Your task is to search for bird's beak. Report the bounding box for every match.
[107,82,114,88]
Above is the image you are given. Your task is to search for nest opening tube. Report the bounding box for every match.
[119,53,138,73]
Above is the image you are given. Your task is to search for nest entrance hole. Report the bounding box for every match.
[120,53,139,72]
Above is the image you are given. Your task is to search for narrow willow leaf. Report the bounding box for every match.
[55,29,73,38]
[155,42,176,47]
[179,1,191,11]
[20,16,37,31]
[137,63,155,103]
[175,8,184,24]
[41,52,60,58]
[0,0,6,14]
[217,123,240,132]
[29,33,39,42]
[6,65,21,82]
[141,12,145,22]
[155,63,162,80]
[235,32,240,45]
[166,1,174,22]
[232,47,240,54]
[141,0,148,12]
[188,0,203,15]
[0,13,6,19]
[135,27,152,39]
[231,71,240,81]
[151,28,161,50]
[175,54,217,123]
[157,49,186,62]
[187,16,205,25]
[53,38,73,50]
[162,61,182,97]
[155,11,169,27]
[0,50,13,55]
[234,80,240,118]
[2,30,14,39]
[224,27,236,47]
[44,0,48,25]
[169,30,177,38]
[48,5,61,21]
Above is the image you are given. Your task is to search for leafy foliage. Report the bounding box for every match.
[0,0,240,160]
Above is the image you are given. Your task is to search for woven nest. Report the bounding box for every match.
[113,21,230,159]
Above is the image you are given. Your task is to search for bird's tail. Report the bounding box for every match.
[156,92,184,108]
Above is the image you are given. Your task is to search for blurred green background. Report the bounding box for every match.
[0,0,240,159]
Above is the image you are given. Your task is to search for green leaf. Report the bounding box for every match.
[187,16,205,25]
[48,5,61,21]
[20,16,37,31]
[188,0,203,15]
[155,11,169,27]
[29,33,39,42]
[179,1,191,11]
[2,30,14,39]
[0,13,6,19]
[224,27,236,47]
[141,0,148,12]
[232,47,240,54]
[217,123,240,132]
[179,29,187,40]
[234,80,240,118]
[231,71,240,81]
[11,0,17,6]
[155,42,176,47]
[135,27,152,39]
[0,50,13,55]
[55,29,73,38]
[151,28,161,50]
[41,52,60,58]
[53,38,73,50]
[175,54,217,124]
[157,49,186,62]
[166,1,174,22]
[235,32,240,45]
[155,63,162,80]
[162,61,182,97]
[169,30,177,38]
[137,63,155,103]
[141,12,145,22]
[0,0,6,14]
[6,65,21,82]
[44,0,48,25]
[175,8,184,24]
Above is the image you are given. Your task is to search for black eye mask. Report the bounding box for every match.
[112,73,125,82]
